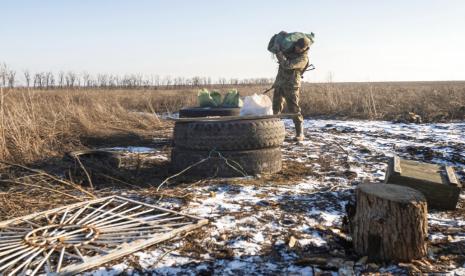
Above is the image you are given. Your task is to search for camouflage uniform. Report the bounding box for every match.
[272,49,309,136]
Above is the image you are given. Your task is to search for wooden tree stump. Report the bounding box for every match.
[352,183,428,262]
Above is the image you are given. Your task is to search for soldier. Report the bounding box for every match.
[272,37,310,141]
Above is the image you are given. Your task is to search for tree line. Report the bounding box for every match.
[0,63,273,89]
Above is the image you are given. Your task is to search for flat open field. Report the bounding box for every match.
[1,81,464,164]
[0,82,464,274]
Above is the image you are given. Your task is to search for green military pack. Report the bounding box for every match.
[197,89,242,108]
[268,31,315,54]
[222,89,243,108]
[210,90,222,106]
[198,89,219,107]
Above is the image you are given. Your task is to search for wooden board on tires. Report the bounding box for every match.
[179,107,241,118]
[170,113,298,122]
[384,156,462,210]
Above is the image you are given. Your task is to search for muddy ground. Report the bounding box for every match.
[1,118,464,275]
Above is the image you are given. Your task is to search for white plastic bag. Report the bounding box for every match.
[240,94,273,116]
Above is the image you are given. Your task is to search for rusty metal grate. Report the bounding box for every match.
[0,196,208,275]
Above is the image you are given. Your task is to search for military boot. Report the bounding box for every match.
[294,122,304,142]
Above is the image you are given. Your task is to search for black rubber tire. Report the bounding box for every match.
[171,147,282,177]
[179,107,240,118]
[173,118,285,151]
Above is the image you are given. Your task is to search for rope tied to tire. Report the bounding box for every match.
[156,149,248,192]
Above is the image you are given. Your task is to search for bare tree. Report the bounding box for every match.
[0,63,7,87]
[7,70,16,88]
[153,74,160,87]
[44,72,50,88]
[191,76,200,87]
[108,74,118,88]
[45,72,55,88]
[23,70,31,87]
[75,74,81,87]
[33,73,43,88]
[58,71,65,88]
[41,73,47,88]
[218,78,227,86]
[97,74,108,88]
[135,73,143,87]
[65,71,76,87]
[0,62,276,89]
[82,72,91,88]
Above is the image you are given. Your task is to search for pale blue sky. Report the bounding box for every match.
[1,0,464,82]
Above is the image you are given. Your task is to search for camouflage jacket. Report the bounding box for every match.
[273,49,309,89]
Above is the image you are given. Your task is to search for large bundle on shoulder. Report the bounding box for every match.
[267,31,315,54]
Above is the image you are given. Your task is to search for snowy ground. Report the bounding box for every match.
[86,119,465,276]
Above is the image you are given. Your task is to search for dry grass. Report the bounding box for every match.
[300,81,465,121]
[0,81,464,164]
[0,88,178,163]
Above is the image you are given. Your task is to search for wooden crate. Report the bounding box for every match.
[385,156,462,210]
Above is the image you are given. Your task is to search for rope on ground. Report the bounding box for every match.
[215,151,248,177]
[155,149,249,192]
[156,155,211,192]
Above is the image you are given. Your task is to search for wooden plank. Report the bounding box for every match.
[445,166,461,187]
[59,219,209,276]
[99,225,173,233]
[93,207,153,227]
[82,202,129,225]
[76,198,116,225]
[97,216,188,231]
[167,113,298,123]
[88,207,168,228]
[393,156,401,174]
[114,196,205,221]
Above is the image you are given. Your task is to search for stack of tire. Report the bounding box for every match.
[171,117,286,177]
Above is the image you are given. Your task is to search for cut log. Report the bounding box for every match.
[385,156,461,210]
[352,183,428,262]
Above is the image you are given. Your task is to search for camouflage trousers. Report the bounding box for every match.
[272,86,303,125]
